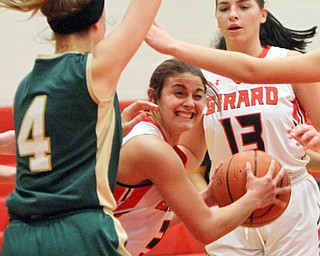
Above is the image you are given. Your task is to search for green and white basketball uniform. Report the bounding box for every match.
[2,53,129,256]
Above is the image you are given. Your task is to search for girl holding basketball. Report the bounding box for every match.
[113,58,289,256]
[0,0,162,255]
[145,1,320,255]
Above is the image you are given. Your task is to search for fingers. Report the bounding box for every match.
[122,112,147,137]
[122,100,158,122]
[275,185,291,196]
[265,159,276,179]
[245,161,253,178]
[210,161,223,180]
[125,100,158,116]
[271,185,291,208]
[270,165,285,186]
[288,124,320,150]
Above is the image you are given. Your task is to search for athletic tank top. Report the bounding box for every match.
[114,119,187,255]
[203,46,308,178]
[7,52,122,217]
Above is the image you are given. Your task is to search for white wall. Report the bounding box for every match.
[0,0,319,106]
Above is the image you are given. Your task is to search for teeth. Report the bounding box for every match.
[177,112,193,119]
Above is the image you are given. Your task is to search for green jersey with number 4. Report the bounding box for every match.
[7,53,122,218]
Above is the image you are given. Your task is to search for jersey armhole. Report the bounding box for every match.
[86,53,99,104]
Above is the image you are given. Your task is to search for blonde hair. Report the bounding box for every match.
[0,0,91,20]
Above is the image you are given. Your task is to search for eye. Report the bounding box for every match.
[218,6,229,12]
[240,4,249,10]
[193,93,204,101]
[174,91,185,97]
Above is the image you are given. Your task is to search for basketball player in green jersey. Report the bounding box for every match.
[0,0,162,255]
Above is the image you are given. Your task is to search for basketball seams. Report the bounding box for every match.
[226,157,235,203]
[213,150,291,228]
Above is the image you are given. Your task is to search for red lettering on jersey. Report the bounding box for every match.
[237,90,250,108]
[224,92,236,110]
[208,86,279,112]
[265,87,278,105]
[206,96,217,115]
[251,87,264,106]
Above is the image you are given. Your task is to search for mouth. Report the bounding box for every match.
[228,25,242,31]
[176,111,195,119]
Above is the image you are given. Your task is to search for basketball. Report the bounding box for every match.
[213,150,291,227]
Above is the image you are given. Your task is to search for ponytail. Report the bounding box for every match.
[0,0,45,14]
[260,12,317,53]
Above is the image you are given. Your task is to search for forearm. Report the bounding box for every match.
[0,130,15,155]
[170,40,256,83]
[0,165,16,184]
[201,192,261,243]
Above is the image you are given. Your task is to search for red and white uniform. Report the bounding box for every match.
[114,119,187,256]
[203,46,320,255]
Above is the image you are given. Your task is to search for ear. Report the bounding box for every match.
[261,8,268,24]
[147,88,156,103]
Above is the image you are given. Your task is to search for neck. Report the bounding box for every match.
[149,115,181,146]
[55,34,93,54]
[226,38,264,57]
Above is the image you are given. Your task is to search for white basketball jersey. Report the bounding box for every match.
[114,120,181,256]
[203,46,308,178]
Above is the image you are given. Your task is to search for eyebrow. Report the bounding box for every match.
[172,83,205,93]
[218,0,251,5]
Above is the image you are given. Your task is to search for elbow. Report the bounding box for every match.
[191,225,221,245]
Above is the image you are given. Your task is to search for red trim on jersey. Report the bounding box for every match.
[114,184,153,217]
[290,98,306,126]
[142,116,188,167]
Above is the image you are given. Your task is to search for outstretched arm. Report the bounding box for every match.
[0,165,16,184]
[145,21,320,84]
[92,1,162,99]
[0,130,15,155]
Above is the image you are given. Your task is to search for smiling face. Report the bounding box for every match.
[149,72,206,142]
[215,0,267,50]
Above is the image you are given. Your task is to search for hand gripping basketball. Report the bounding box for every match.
[212,150,291,227]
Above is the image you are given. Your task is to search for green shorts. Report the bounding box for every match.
[2,209,129,256]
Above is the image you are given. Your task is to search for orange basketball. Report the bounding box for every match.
[213,150,291,227]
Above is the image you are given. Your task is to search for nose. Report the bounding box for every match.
[229,6,239,22]
[183,95,195,108]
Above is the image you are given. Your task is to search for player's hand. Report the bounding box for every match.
[0,130,15,155]
[288,124,320,151]
[245,160,290,209]
[201,161,222,207]
[145,21,177,55]
[122,100,158,137]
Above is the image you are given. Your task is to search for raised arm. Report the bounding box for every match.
[92,0,162,98]
[145,21,320,84]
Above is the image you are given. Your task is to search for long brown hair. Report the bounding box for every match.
[0,0,91,19]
